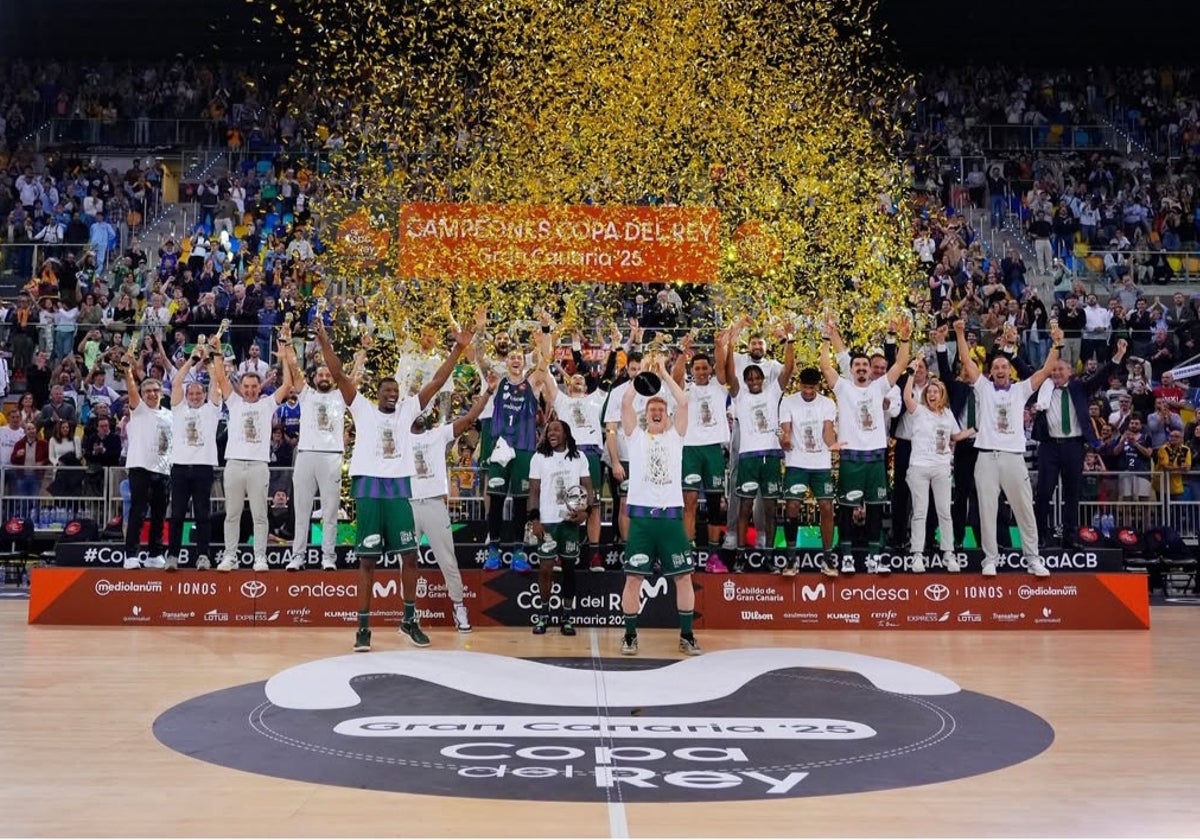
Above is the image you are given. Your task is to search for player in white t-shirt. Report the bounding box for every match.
[166,340,223,571]
[779,367,839,577]
[317,318,473,653]
[527,419,594,636]
[725,330,794,571]
[618,356,701,657]
[538,370,606,559]
[955,319,1060,577]
[819,316,911,575]
[671,335,731,567]
[211,335,294,573]
[408,376,495,634]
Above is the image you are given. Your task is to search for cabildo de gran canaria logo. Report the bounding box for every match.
[153,648,1054,800]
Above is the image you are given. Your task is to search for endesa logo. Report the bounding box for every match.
[838,585,911,603]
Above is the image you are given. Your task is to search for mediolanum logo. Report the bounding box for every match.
[155,649,1056,801]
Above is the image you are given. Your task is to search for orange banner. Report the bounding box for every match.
[398,202,721,283]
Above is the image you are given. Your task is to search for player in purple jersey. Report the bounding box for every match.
[482,344,549,572]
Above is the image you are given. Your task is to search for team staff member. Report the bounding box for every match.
[213,335,294,572]
[407,375,496,633]
[955,319,1061,577]
[166,338,223,571]
[316,319,472,652]
[122,349,173,570]
[618,356,700,657]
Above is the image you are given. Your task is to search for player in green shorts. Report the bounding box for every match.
[779,367,840,577]
[618,357,701,656]
[317,319,474,652]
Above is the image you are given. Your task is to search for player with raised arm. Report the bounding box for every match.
[779,367,840,577]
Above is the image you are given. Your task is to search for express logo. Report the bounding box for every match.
[154,649,1053,801]
[923,583,950,602]
[240,580,268,599]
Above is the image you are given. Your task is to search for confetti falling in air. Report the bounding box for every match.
[252,0,919,356]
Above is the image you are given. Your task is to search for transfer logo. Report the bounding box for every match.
[154,648,1054,801]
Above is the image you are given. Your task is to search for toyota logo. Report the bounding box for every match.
[923,583,950,602]
[240,580,268,599]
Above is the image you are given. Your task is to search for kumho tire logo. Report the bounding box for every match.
[154,649,1054,801]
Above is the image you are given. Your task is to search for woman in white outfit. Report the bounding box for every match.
[902,374,974,573]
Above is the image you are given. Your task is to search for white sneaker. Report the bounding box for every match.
[195,555,212,571]
[252,557,269,573]
[216,555,237,572]
[123,555,142,570]
[840,555,855,574]
[454,603,472,633]
[871,556,890,575]
[164,555,178,572]
[321,556,338,571]
[943,552,961,573]
[981,559,998,577]
[285,553,305,571]
[910,555,926,574]
[1027,557,1050,578]
[721,533,738,550]
[143,555,167,570]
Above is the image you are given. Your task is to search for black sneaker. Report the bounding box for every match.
[560,619,576,636]
[399,620,431,647]
[532,615,547,635]
[621,634,638,655]
[353,629,371,652]
[679,634,702,656]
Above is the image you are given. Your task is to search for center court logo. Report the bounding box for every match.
[154,648,1055,801]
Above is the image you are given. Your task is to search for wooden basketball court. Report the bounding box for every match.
[2,599,1198,837]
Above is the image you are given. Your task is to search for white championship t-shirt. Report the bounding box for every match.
[684,380,731,447]
[529,448,591,525]
[224,392,279,462]
[625,426,684,509]
[298,387,346,452]
[733,352,783,387]
[347,393,422,478]
[780,392,837,470]
[126,401,173,474]
[732,382,783,455]
[908,405,961,468]
[833,377,891,451]
[410,424,455,500]
[972,378,1034,454]
[554,392,605,449]
[170,401,220,467]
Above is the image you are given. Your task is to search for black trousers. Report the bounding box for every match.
[169,463,215,558]
[127,467,170,555]
[1035,438,1085,542]
[890,438,912,547]
[952,443,981,547]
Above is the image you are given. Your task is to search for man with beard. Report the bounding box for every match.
[955,319,1060,577]
[283,322,354,572]
[672,334,731,570]
[121,352,174,570]
[819,316,911,575]
[167,338,223,570]
[316,319,472,652]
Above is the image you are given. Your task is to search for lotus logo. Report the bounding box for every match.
[923,583,950,602]
[241,580,268,599]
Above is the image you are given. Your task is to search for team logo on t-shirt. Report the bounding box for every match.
[316,402,333,432]
[935,427,949,455]
[858,400,874,431]
[243,412,260,444]
[380,427,397,458]
[802,423,819,452]
[413,446,432,478]
[186,414,201,447]
[699,398,715,427]
[645,437,671,486]
[752,404,769,433]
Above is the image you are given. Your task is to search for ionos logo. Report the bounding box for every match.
[175,582,218,596]
[153,649,1055,801]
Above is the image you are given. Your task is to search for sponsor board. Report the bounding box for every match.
[28,570,1150,630]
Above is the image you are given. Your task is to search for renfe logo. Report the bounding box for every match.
[155,649,1055,801]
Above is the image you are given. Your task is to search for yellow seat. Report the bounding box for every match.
[233,225,248,238]
[1168,256,1183,273]
[1074,242,1090,258]
[1184,257,1200,274]
[1085,255,1105,272]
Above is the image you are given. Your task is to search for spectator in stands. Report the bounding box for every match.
[9,422,48,515]
[37,384,76,436]
[1147,328,1177,381]
[1111,414,1153,502]
[1156,428,1191,500]
[1146,398,1184,447]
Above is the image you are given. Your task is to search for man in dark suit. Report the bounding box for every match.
[1033,337,1128,547]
